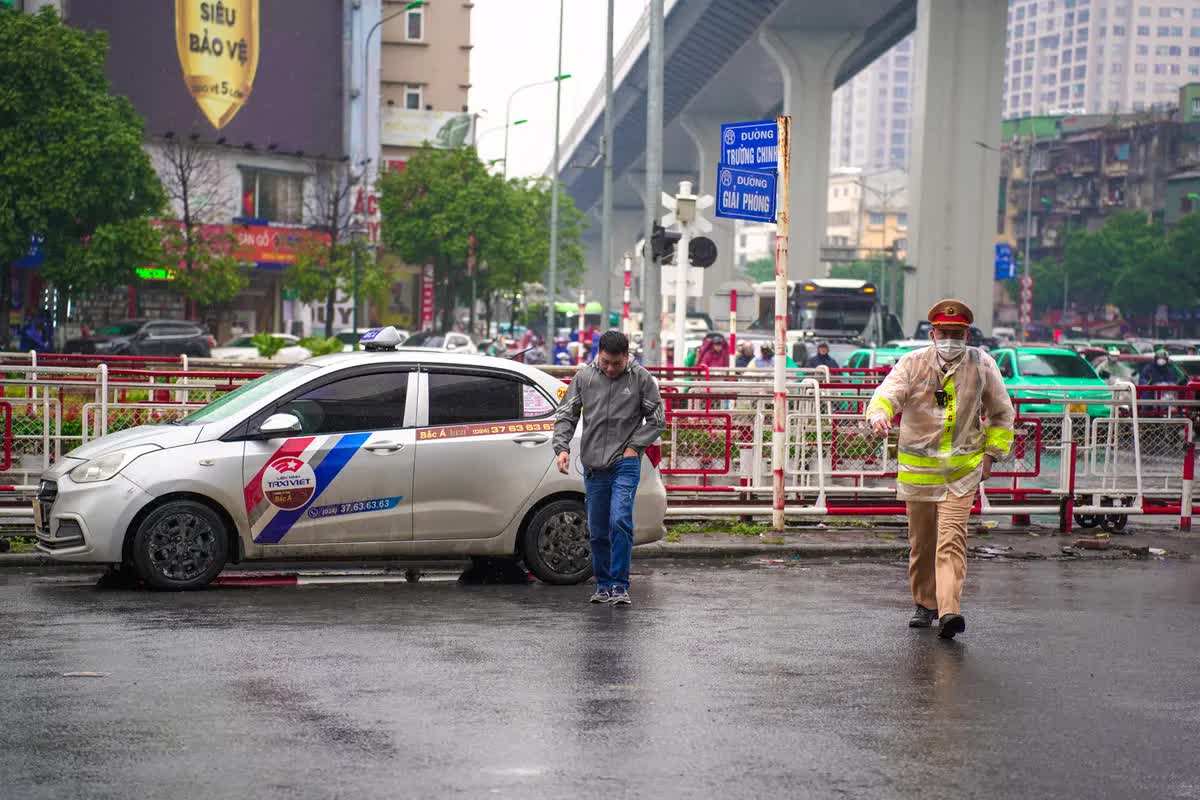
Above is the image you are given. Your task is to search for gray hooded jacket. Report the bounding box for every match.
[553,359,666,469]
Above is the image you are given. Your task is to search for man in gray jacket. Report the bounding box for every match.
[554,330,665,605]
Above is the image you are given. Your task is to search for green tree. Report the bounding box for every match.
[0,7,164,334]
[379,147,506,332]
[379,148,587,334]
[285,166,389,337]
[743,257,775,283]
[484,177,588,329]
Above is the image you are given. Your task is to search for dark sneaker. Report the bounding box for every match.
[589,588,611,604]
[938,613,966,639]
[609,587,632,605]
[908,605,938,628]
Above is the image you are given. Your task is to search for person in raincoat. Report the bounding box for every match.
[865,299,1015,640]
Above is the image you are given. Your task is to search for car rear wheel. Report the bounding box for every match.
[520,499,592,585]
[130,500,228,590]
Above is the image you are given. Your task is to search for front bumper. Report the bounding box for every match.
[34,473,156,563]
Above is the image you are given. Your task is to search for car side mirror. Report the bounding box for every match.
[258,412,302,437]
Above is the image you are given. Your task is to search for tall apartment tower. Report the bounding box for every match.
[829,37,916,171]
[1003,0,1200,118]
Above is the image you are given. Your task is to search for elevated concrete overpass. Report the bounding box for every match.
[554,0,1005,334]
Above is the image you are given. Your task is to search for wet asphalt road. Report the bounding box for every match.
[2,559,1199,800]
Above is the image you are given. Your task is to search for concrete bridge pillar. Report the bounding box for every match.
[904,0,1006,334]
[681,112,739,326]
[759,26,862,281]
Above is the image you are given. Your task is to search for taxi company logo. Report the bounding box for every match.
[720,169,733,188]
[723,129,736,146]
[175,0,260,130]
[262,456,317,510]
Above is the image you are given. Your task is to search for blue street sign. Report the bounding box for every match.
[994,242,1015,280]
[719,120,778,170]
[716,166,777,223]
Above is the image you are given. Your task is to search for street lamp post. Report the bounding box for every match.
[503,76,570,180]
[354,0,424,338]
[855,170,906,311]
[978,135,1038,341]
[546,0,565,349]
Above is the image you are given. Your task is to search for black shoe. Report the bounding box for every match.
[938,613,966,639]
[908,605,938,628]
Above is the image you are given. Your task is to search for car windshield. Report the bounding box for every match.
[404,332,446,348]
[99,322,141,336]
[179,365,318,425]
[1018,353,1097,378]
[792,297,876,338]
[223,336,253,348]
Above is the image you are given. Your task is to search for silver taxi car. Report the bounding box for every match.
[34,328,667,589]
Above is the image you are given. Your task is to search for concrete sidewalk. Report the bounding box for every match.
[2,521,1194,570]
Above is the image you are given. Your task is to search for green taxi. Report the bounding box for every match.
[845,345,926,369]
[992,346,1111,416]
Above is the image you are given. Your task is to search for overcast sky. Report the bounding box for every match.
[469,0,647,179]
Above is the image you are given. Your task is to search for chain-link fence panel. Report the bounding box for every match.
[81,403,202,444]
[661,412,734,476]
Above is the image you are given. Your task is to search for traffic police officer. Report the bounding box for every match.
[865,300,1015,639]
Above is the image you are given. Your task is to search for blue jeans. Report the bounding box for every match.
[584,457,640,591]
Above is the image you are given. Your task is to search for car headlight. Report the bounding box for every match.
[69,444,160,483]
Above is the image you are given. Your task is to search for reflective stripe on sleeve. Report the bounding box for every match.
[867,396,894,419]
[985,426,1014,456]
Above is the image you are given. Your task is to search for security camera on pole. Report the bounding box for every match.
[661,181,713,368]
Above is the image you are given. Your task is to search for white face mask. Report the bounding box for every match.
[1156,357,1168,367]
[935,338,967,360]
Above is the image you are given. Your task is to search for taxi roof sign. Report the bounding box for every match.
[360,326,402,351]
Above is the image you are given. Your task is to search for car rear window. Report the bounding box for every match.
[428,372,521,425]
[1018,353,1098,379]
[405,332,446,348]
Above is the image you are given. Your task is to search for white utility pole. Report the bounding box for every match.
[661,180,713,369]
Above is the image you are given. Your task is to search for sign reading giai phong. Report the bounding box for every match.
[175,0,260,129]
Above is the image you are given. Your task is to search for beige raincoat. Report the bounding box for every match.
[866,346,1015,501]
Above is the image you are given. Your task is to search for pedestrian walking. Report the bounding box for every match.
[553,330,665,606]
[865,299,1015,639]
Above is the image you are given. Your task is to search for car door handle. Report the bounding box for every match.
[364,441,405,453]
[512,433,550,445]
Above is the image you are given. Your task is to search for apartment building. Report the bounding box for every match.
[377,0,473,172]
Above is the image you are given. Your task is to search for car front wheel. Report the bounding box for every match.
[130,500,228,590]
[520,499,592,585]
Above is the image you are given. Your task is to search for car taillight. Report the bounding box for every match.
[645,444,662,469]
[206,335,217,348]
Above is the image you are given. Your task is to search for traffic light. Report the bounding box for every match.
[650,223,680,262]
[689,236,718,268]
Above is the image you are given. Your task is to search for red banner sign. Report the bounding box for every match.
[420,264,435,330]
[153,220,329,268]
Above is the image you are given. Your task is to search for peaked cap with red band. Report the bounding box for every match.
[926,299,974,328]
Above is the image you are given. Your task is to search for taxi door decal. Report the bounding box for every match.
[250,432,371,544]
[243,436,315,516]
